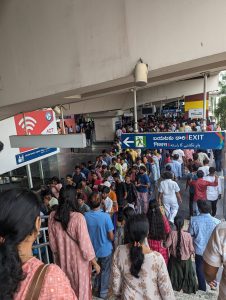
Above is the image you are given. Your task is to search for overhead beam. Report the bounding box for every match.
[10,134,86,148]
[64,75,219,115]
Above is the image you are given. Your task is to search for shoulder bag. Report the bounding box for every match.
[24,264,49,300]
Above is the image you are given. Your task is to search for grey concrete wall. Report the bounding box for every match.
[94,117,118,142]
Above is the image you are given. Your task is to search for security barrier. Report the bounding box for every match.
[32,216,51,264]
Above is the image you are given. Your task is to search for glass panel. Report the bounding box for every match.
[0,166,29,192]
[41,154,60,184]
[30,161,42,190]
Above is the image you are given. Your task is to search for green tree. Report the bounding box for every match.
[214,71,226,129]
[215,96,226,129]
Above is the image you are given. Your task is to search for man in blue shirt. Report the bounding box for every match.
[80,162,90,179]
[136,166,150,214]
[189,200,220,291]
[168,154,182,179]
[85,192,114,299]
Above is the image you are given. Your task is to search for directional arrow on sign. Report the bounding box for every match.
[123,137,134,147]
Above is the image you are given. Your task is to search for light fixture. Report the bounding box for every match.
[64,94,81,99]
[52,106,62,116]
[134,58,149,87]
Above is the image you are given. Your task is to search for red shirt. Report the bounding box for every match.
[148,215,171,265]
[164,157,171,164]
[190,178,218,201]
[92,179,103,191]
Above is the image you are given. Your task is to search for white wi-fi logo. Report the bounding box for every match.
[18,116,37,133]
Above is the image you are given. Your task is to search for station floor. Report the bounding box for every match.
[93,289,218,299]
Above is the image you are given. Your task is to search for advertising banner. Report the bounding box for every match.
[121,131,225,150]
[188,108,203,119]
[0,109,59,174]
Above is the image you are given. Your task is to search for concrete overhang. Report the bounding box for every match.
[61,73,219,116]
[0,52,224,120]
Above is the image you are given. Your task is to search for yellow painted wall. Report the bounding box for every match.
[185,100,209,111]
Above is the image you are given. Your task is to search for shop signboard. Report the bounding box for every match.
[188,108,203,119]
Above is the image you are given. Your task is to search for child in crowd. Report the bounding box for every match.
[76,192,90,214]
[76,183,88,202]
[108,182,118,232]
[114,205,135,248]
[166,215,197,294]
[147,201,171,264]
[101,187,113,214]
[80,178,92,198]
[91,173,103,191]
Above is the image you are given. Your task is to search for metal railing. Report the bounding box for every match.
[32,216,51,264]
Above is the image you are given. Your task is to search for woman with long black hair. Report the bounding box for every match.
[0,188,76,300]
[166,215,197,294]
[147,201,171,264]
[48,186,100,300]
[112,214,175,299]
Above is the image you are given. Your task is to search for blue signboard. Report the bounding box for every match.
[121,132,225,150]
[16,148,58,165]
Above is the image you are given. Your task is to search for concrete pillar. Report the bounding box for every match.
[94,117,119,142]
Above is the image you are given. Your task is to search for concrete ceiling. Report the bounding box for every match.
[1,0,226,120]
[0,52,224,120]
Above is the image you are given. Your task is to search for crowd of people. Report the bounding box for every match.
[0,116,225,300]
[0,145,225,299]
[116,116,221,136]
[57,119,94,147]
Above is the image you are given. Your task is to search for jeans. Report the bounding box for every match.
[95,253,112,299]
[208,200,218,217]
[189,193,194,216]
[215,158,222,172]
[193,202,200,216]
[137,192,149,214]
[195,254,206,291]
[181,163,185,177]
[117,206,124,222]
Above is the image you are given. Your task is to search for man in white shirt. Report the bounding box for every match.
[158,171,182,223]
[172,149,185,177]
[172,149,185,165]
[197,150,209,166]
[184,122,192,132]
[101,187,113,213]
[116,128,122,139]
[121,158,128,175]
[205,167,222,217]
[198,158,210,177]
[204,222,226,300]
